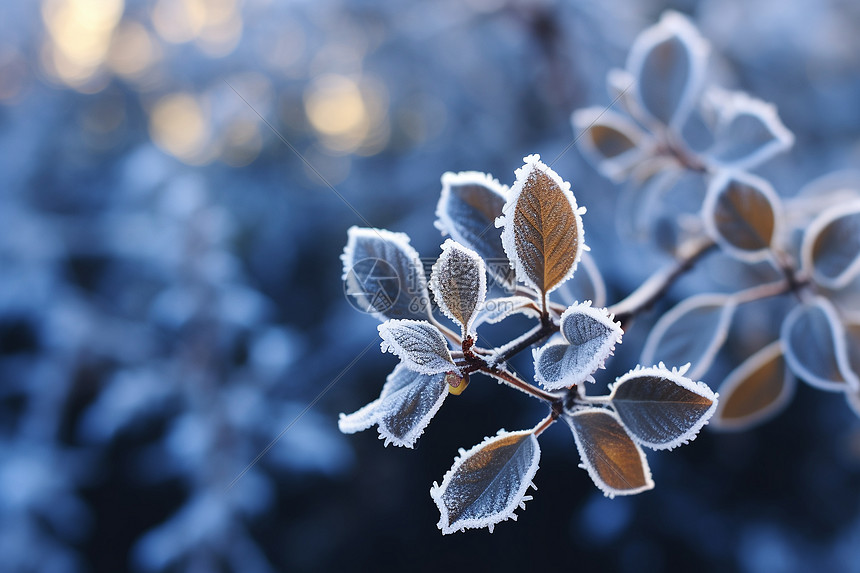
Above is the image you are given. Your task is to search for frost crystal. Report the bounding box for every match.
[430,239,487,337]
[431,430,540,534]
[533,302,622,390]
[377,319,457,375]
[338,365,449,448]
[609,363,717,450]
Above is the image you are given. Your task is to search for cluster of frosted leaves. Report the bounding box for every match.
[567,363,717,497]
[533,302,622,390]
[340,155,716,534]
[572,11,793,253]
[712,200,860,428]
[340,226,462,449]
[428,360,717,531]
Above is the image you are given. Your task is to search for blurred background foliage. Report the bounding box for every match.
[2,0,860,571]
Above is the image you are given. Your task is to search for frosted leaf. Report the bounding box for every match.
[702,172,780,262]
[430,239,487,337]
[781,297,859,391]
[533,302,622,390]
[497,154,586,296]
[473,296,540,328]
[572,107,653,182]
[377,320,457,375]
[640,294,736,380]
[431,429,540,534]
[338,364,448,448]
[680,105,716,153]
[551,251,607,309]
[792,171,860,228]
[435,171,514,289]
[567,408,654,498]
[609,364,717,450]
[341,226,431,321]
[704,89,794,171]
[617,166,707,254]
[626,11,709,129]
[801,200,860,290]
[712,342,795,431]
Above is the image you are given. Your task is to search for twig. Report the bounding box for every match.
[480,364,559,402]
[609,236,716,327]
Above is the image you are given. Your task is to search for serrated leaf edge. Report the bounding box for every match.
[532,301,623,390]
[429,239,488,337]
[496,154,587,295]
[430,429,540,534]
[608,362,718,450]
[377,319,457,375]
[338,367,449,448]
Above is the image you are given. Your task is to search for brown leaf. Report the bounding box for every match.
[802,200,860,289]
[500,155,585,296]
[568,408,653,497]
[713,342,794,430]
[704,173,779,260]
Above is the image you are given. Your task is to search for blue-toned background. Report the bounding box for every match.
[2,0,860,571]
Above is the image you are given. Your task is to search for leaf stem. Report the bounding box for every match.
[733,276,809,305]
[489,317,558,366]
[609,235,716,327]
[480,365,559,402]
[533,409,560,437]
[431,317,462,346]
[767,248,808,301]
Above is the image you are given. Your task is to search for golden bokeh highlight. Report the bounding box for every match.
[40,0,124,89]
[151,0,206,44]
[107,21,159,80]
[149,92,211,165]
[304,74,389,154]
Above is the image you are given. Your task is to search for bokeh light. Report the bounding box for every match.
[149,92,211,164]
[40,0,123,90]
[304,74,389,154]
